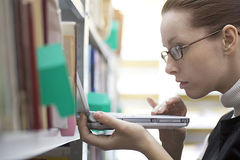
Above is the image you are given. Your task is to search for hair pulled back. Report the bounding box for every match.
[162,0,240,32]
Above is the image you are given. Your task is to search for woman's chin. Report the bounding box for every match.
[185,90,209,99]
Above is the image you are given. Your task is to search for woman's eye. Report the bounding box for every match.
[174,43,185,47]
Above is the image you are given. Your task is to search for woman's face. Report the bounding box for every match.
[161,10,228,98]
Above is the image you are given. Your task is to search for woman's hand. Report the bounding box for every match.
[77,111,172,160]
[148,96,187,116]
[147,96,187,160]
[78,111,148,151]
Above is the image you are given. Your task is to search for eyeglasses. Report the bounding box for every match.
[161,29,222,62]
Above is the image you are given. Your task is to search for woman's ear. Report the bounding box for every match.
[222,25,239,55]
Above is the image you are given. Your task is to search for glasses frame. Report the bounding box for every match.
[161,29,222,62]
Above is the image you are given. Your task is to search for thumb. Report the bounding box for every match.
[94,111,127,130]
[146,97,158,108]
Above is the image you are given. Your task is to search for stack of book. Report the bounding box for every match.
[89,46,108,93]
[0,0,78,136]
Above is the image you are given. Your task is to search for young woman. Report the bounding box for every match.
[78,0,240,159]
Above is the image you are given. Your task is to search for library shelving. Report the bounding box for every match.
[60,0,118,159]
[0,0,117,159]
[0,127,80,159]
[0,0,82,159]
[60,1,118,160]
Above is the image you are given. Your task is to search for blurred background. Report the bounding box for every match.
[106,0,230,159]
[0,0,232,160]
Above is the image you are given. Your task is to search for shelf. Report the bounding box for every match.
[59,0,113,63]
[59,0,85,21]
[88,19,113,63]
[71,0,85,18]
[59,0,112,63]
[0,126,80,160]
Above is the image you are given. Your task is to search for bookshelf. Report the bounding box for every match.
[0,0,82,159]
[59,0,117,160]
[0,127,79,160]
[89,19,112,62]
[59,0,89,90]
[0,0,114,160]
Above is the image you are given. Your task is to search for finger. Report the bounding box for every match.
[94,111,129,130]
[165,96,181,105]
[155,106,167,115]
[87,111,136,150]
[151,102,165,115]
[77,113,115,149]
[163,96,187,116]
[77,113,91,136]
[146,97,158,108]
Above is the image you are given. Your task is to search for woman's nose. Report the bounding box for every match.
[165,56,179,75]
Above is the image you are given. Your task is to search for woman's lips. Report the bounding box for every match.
[179,82,189,89]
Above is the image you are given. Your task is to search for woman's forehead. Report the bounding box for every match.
[160,10,195,46]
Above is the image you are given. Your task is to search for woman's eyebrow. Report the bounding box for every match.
[167,36,176,46]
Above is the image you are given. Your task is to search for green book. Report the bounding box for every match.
[37,43,75,117]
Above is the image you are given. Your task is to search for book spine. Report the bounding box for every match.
[0,0,21,131]
[27,3,43,130]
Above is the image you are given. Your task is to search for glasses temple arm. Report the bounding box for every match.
[181,30,221,49]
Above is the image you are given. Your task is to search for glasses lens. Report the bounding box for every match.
[170,46,182,60]
[161,51,168,62]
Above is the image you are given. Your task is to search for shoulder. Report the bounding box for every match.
[218,126,240,160]
[218,111,240,159]
[202,110,239,160]
[207,110,234,143]
[220,110,234,121]
[210,110,234,135]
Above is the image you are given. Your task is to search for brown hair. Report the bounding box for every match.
[162,0,240,32]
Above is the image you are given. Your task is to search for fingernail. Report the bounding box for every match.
[151,111,157,115]
[152,104,161,112]
[157,110,163,114]
[94,111,103,119]
[79,113,84,119]
[146,97,151,103]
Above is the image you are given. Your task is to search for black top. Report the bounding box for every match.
[202,110,240,160]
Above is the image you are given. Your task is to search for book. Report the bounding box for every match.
[37,43,75,122]
[26,1,43,130]
[45,0,62,44]
[0,0,20,131]
[12,0,27,130]
[61,22,77,93]
[32,0,48,129]
[90,48,108,92]
[0,0,5,132]
[60,116,76,136]
[14,0,47,130]
[61,21,78,136]
[43,0,68,129]
[0,0,78,134]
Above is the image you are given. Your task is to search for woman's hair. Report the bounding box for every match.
[162,0,240,32]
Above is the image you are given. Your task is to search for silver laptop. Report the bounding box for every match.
[76,75,189,130]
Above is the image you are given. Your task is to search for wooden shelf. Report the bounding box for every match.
[0,126,80,159]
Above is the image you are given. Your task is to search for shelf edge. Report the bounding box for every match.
[0,126,80,159]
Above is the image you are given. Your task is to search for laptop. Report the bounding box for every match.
[76,74,189,130]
